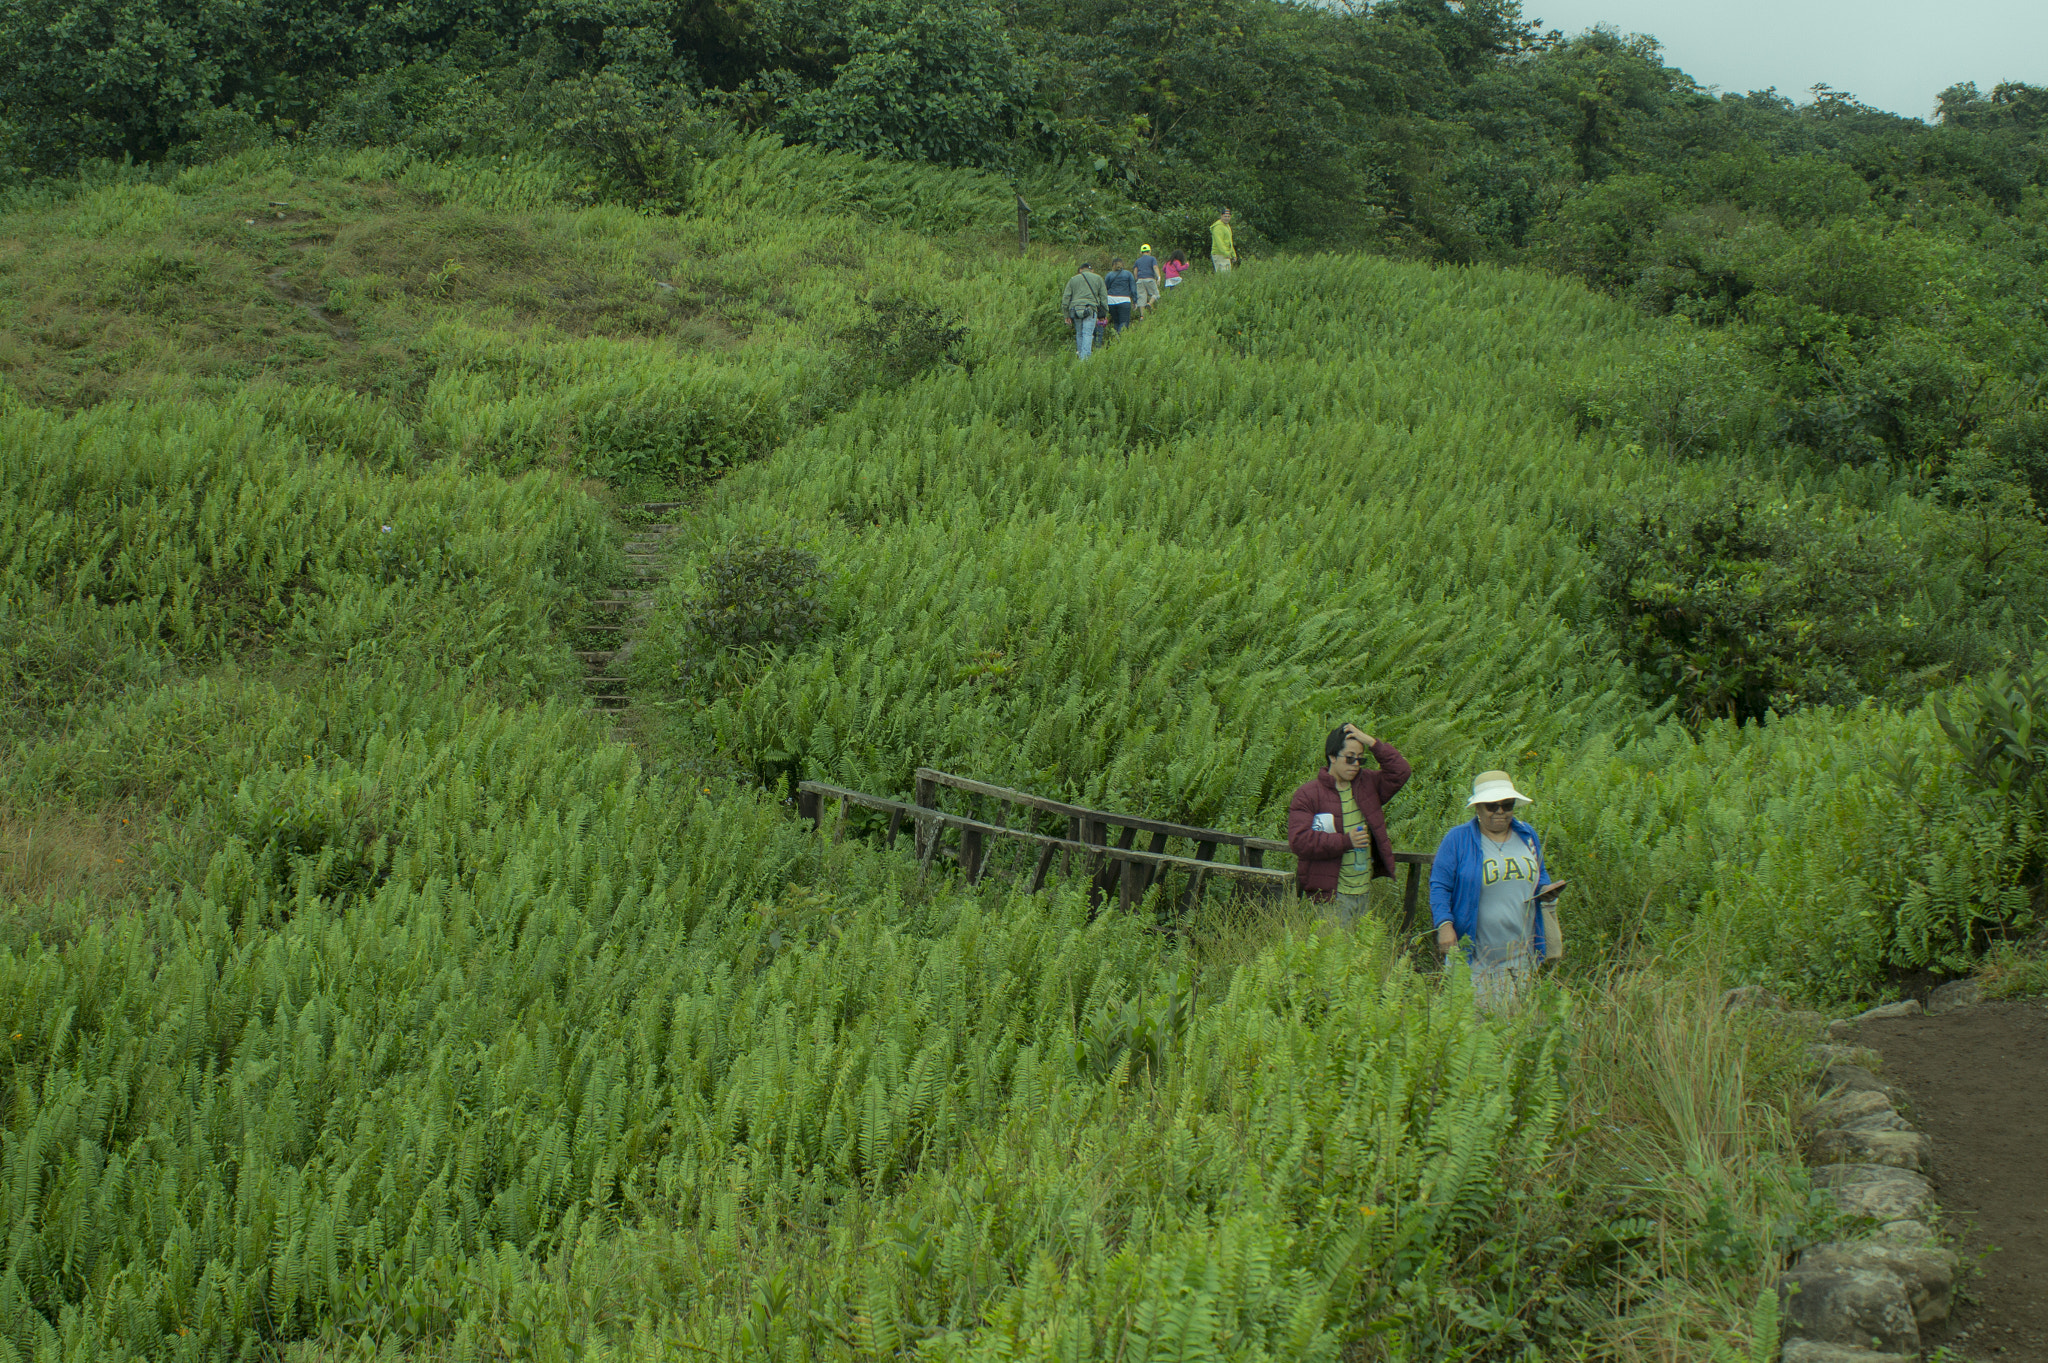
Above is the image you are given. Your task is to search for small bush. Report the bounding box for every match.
[675,538,828,693]
[836,293,972,390]
[1568,326,1774,459]
[545,72,730,214]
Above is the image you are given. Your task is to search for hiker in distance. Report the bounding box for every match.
[1062,259,1108,358]
[1286,723,1411,928]
[1132,244,1162,313]
[1211,209,1238,274]
[1429,771,1566,1007]
[1104,258,1137,333]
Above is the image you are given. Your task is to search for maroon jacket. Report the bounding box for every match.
[1285,740,1411,897]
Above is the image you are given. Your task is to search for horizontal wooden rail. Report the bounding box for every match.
[917,767,1282,851]
[798,780,1293,912]
[912,768,1433,933]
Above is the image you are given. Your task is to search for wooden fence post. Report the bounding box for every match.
[1179,841,1217,915]
[962,827,985,884]
[1017,194,1030,251]
[1030,842,1057,894]
[914,773,939,860]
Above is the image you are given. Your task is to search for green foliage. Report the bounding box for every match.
[836,292,974,389]
[1587,487,1960,723]
[544,70,731,212]
[1981,937,2048,999]
[1935,660,2048,799]
[1934,659,2048,899]
[672,537,829,697]
[774,0,1027,170]
[2,124,2038,1362]
[637,249,2035,997]
[0,393,614,722]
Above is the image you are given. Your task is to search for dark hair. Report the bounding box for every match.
[1111,258,1125,269]
[1324,725,1364,767]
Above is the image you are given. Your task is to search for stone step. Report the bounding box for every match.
[590,695,631,709]
[640,501,686,512]
[1809,1128,1933,1173]
[574,650,620,663]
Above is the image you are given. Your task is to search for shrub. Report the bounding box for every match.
[836,292,972,390]
[1568,326,1774,459]
[674,538,828,695]
[545,71,732,213]
[1587,488,1951,723]
[1934,659,2048,873]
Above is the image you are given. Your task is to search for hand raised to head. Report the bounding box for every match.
[1343,722,1378,748]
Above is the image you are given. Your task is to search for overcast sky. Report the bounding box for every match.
[1526,0,2048,121]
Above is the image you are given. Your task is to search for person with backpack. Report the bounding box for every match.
[1132,245,1161,314]
[1061,260,1108,358]
[1286,723,1412,929]
[1103,258,1137,334]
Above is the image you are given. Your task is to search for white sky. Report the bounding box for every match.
[1525,0,2048,121]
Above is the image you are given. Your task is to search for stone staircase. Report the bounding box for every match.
[575,501,686,718]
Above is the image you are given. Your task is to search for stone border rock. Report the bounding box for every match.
[1721,988,1961,1362]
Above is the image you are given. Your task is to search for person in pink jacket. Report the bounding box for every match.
[1285,723,1412,928]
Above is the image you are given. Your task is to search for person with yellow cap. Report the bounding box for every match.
[1132,244,1161,314]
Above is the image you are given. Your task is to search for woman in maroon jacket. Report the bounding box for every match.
[1286,723,1412,927]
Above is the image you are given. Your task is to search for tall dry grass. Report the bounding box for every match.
[1562,955,1808,1361]
[0,803,146,945]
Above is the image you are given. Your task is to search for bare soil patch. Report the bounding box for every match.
[1858,1000,2048,1360]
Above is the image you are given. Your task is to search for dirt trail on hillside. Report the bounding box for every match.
[1858,1000,2048,1361]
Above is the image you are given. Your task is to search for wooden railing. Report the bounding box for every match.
[797,767,1435,932]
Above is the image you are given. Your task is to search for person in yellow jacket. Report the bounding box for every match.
[1210,209,1237,274]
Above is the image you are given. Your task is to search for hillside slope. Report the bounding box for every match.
[0,144,2034,1362]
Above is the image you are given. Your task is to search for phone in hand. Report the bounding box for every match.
[1534,879,1570,902]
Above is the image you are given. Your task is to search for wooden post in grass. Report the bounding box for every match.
[915,771,938,860]
[1017,195,1030,251]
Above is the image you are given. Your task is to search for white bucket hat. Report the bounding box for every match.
[1467,770,1533,808]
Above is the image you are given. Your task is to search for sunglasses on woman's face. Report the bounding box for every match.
[1477,800,1516,813]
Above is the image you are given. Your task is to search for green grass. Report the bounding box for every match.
[643,250,2032,999]
[0,141,2021,1361]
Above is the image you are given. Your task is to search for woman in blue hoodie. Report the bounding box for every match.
[1429,770,1562,1003]
[1102,259,1137,333]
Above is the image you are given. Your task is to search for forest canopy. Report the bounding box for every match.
[3,0,2042,258]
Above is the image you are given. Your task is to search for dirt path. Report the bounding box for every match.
[1857,999,2048,1361]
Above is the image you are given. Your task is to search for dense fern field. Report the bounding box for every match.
[647,253,2035,999]
[0,144,2034,1361]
